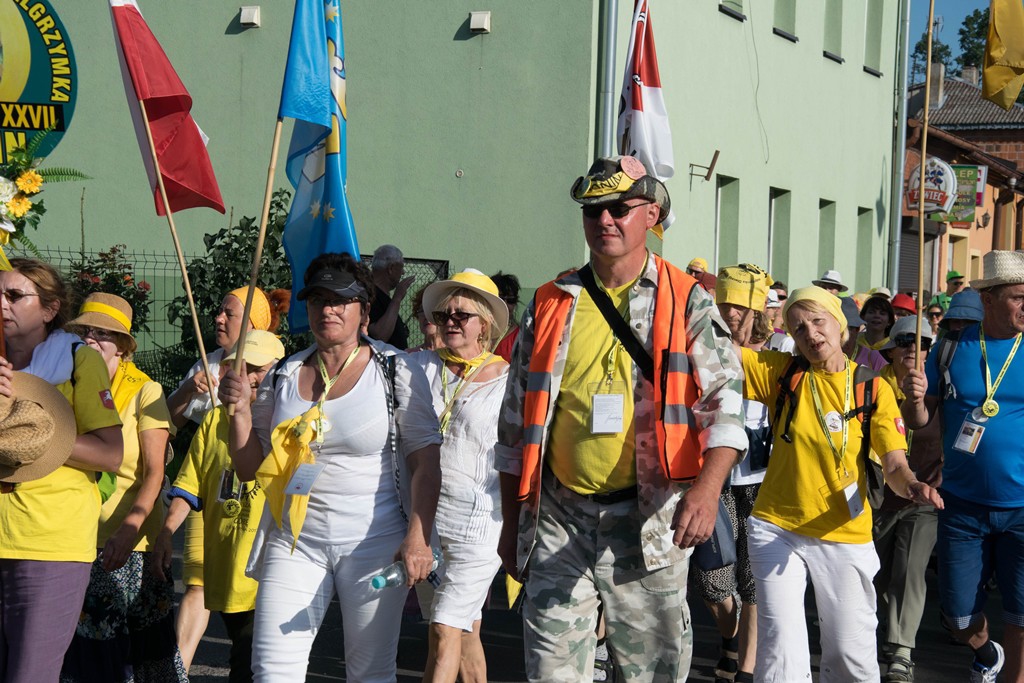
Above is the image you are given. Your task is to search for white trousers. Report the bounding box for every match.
[747,516,880,683]
[251,528,408,682]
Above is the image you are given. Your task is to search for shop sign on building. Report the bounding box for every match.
[906,156,958,215]
[929,165,981,227]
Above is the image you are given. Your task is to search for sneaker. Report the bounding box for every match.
[970,641,1005,683]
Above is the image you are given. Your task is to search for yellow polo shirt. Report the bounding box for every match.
[741,348,906,543]
[0,346,122,562]
[548,278,637,494]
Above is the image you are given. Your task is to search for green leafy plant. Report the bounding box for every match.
[167,188,302,355]
[68,244,153,332]
[0,129,89,254]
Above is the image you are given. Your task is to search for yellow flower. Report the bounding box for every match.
[6,195,31,218]
[15,170,42,195]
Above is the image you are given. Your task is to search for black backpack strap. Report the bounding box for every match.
[935,329,962,401]
[774,356,808,443]
[849,364,878,459]
[69,340,85,387]
[270,351,301,391]
[578,264,654,383]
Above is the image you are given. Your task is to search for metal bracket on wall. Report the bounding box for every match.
[689,150,720,181]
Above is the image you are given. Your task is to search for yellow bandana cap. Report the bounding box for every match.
[229,287,272,331]
[782,286,847,334]
[715,264,774,311]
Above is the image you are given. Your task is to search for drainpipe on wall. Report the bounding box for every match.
[888,0,912,290]
[595,0,619,158]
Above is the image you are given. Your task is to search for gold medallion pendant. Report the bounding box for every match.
[223,498,242,518]
[982,399,1000,418]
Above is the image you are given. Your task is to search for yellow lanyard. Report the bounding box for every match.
[439,352,494,435]
[807,359,852,475]
[314,345,361,444]
[979,328,1022,417]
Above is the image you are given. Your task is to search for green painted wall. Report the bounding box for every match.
[33,1,594,291]
[34,1,292,253]
[32,0,899,297]
[644,1,900,293]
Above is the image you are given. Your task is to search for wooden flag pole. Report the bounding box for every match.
[227,118,284,416]
[915,0,937,370]
[137,100,217,403]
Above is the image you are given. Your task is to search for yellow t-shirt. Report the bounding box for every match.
[741,348,907,544]
[98,379,174,551]
[173,407,264,613]
[0,345,123,562]
[548,278,637,494]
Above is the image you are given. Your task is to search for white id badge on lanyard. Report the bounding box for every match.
[590,381,626,434]
[286,463,327,495]
[844,481,865,520]
[953,417,985,454]
[217,469,238,502]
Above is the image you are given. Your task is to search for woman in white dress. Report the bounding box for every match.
[410,269,509,683]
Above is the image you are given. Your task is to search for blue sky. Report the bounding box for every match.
[910,0,988,61]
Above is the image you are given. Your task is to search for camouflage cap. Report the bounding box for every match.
[570,155,671,224]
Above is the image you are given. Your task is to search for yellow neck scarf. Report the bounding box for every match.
[437,347,492,372]
[260,406,321,551]
[111,360,152,414]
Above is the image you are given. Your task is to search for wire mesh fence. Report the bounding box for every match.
[12,246,448,394]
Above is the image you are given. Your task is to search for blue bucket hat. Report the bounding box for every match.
[940,288,983,328]
[840,296,864,328]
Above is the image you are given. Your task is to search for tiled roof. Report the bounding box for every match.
[910,77,1024,129]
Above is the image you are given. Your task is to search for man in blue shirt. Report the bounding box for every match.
[903,250,1024,683]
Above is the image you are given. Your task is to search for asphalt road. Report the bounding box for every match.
[182,551,1006,682]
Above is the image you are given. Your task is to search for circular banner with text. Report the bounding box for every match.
[0,0,77,163]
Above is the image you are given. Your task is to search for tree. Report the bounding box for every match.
[167,188,304,356]
[958,8,989,70]
[910,31,954,84]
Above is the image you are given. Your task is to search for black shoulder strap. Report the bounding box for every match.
[271,351,301,391]
[578,264,654,383]
[774,356,808,444]
[936,329,962,401]
[70,340,85,387]
[850,364,877,460]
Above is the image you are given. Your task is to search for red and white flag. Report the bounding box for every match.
[109,0,224,216]
[617,0,674,229]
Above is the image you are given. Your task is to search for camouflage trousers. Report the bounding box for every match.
[523,471,693,682]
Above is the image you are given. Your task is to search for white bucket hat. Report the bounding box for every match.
[812,269,848,293]
[971,251,1024,290]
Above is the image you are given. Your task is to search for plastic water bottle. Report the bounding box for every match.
[369,549,442,589]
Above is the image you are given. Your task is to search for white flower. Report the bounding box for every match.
[0,217,14,233]
[0,178,16,204]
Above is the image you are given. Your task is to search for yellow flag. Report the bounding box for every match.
[984,0,1024,110]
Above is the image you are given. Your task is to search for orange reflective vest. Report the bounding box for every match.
[517,256,703,502]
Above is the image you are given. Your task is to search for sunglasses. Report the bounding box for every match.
[81,326,118,342]
[950,280,965,287]
[927,311,943,318]
[0,289,40,304]
[776,293,788,301]
[893,334,932,351]
[432,310,479,327]
[307,294,360,309]
[581,201,653,220]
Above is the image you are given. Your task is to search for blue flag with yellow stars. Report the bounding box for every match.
[280,0,359,333]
